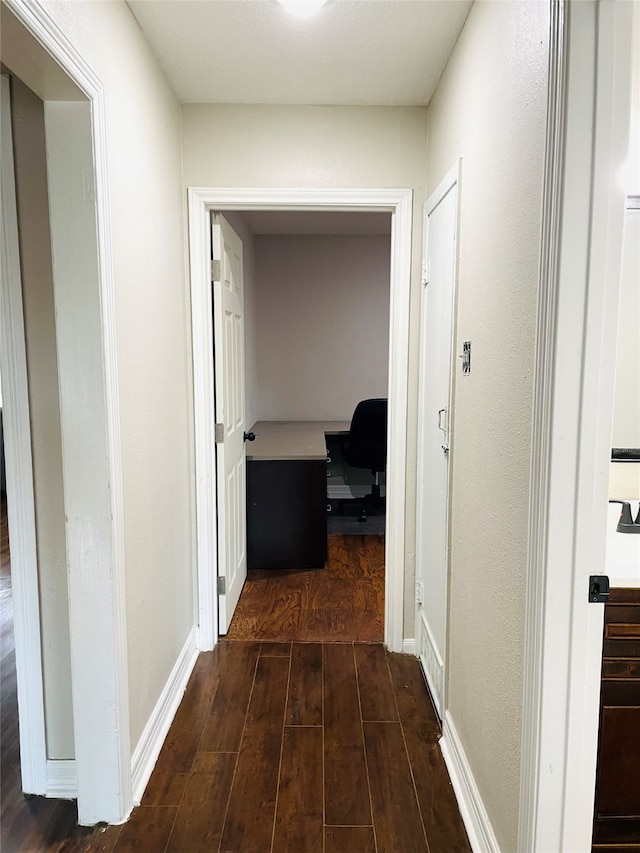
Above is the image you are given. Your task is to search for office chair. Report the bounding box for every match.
[343,398,388,523]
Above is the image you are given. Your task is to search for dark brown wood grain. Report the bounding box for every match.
[609,589,640,604]
[219,656,289,853]
[364,721,429,853]
[164,752,236,853]
[355,643,398,721]
[272,727,323,853]
[325,825,376,853]
[226,535,384,642]
[388,653,472,853]
[593,590,640,851]
[286,642,323,726]
[2,493,470,853]
[601,658,640,679]
[198,641,260,752]
[323,643,371,826]
[260,641,292,657]
[111,805,177,852]
[142,648,223,806]
[605,622,640,639]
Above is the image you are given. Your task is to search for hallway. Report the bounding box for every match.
[104,640,470,852]
[1,495,469,852]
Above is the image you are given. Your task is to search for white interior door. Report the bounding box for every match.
[416,168,459,717]
[212,213,247,634]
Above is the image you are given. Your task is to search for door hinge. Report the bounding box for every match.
[422,258,430,286]
[217,576,226,595]
[215,423,224,443]
[415,580,424,605]
[211,259,221,282]
[588,574,610,603]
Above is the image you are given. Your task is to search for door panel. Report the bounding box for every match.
[416,174,458,717]
[212,214,246,634]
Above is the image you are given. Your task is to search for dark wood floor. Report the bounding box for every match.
[227,535,384,642]
[1,501,470,852]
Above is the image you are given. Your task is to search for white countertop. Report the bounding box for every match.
[246,421,350,461]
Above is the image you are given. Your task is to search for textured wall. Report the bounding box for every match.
[10,77,73,759]
[612,10,640,450]
[182,103,428,636]
[425,1,550,848]
[42,0,193,751]
[612,211,640,449]
[254,234,390,422]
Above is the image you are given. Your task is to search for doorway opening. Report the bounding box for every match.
[188,188,412,653]
[212,209,391,643]
[1,1,131,823]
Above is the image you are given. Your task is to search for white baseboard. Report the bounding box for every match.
[46,759,77,798]
[402,638,416,655]
[440,712,500,853]
[418,612,444,718]
[130,626,199,805]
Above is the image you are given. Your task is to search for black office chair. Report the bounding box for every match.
[343,398,388,523]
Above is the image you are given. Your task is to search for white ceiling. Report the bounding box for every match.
[126,0,473,106]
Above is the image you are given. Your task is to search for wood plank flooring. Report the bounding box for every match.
[226,535,384,642]
[1,500,470,852]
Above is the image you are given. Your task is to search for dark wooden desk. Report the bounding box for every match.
[246,421,349,570]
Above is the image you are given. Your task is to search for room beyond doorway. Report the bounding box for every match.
[188,187,413,653]
[217,209,390,643]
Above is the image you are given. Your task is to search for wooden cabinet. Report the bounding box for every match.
[246,459,327,570]
[592,588,640,851]
[244,421,349,571]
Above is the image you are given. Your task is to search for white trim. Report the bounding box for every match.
[402,638,416,656]
[188,187,412,653]
[417,611,444,720]
[424,161,460,218]
[519,1,634,850]
[0,73,48,795]
[440,712,500,853]
[518,3,567,844]
[46,760,77,799]
[131,628,199,806]
[4,0,131,824]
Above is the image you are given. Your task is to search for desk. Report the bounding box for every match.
[246,421,349,570]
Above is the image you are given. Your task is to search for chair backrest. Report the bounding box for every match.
[344,398,388,473]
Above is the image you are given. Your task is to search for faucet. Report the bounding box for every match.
[609,500,640,534]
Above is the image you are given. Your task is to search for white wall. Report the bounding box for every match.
[10,76,73,759]
[425,1,550,849]
[254,234,390,422]
[182,103,428,632]
[612,210,640,450]
[612,10,640,452]
[39,0,194,752]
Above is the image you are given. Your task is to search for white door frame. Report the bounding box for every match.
[0,72,48,796]
[415,161,460,718]
[519,1,634,850]
[2,0,131,825]
[188,187,413,653]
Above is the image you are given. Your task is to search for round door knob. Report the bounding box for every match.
[244,431,256,442]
